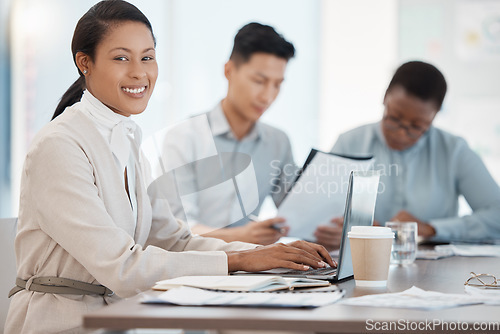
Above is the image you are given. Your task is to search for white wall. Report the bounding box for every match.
[399,0,500,183]
[319,0,398,151]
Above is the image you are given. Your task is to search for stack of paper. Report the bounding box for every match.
[153,275,330,292]
[143,286,345,308]
[341,286,483,310]
[416,248,454,260]
[464,285,500,305]
[435,244,500,257]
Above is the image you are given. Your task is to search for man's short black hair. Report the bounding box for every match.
[386,61,447,111]
[229,22,295,63]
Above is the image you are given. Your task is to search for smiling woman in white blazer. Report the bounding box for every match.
[4,1,334,333]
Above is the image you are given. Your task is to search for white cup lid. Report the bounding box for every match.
[348,226,394,239]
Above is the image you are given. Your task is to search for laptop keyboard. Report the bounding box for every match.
[283,266,337,276]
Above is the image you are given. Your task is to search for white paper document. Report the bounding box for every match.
[435,244,500,257]
[341,286,483,310]
[143,286,345,308]
[152,275,330,292]
[277,149,374,240]
[464,285,500,305]
[416,248,454,260]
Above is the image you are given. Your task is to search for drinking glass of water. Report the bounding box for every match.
[385,222,418,265]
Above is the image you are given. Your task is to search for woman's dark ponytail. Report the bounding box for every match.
[51,76,85,120]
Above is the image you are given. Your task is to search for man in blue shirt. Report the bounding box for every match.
[315,61,500,249]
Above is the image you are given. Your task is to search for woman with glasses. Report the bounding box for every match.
[314,61,500,250]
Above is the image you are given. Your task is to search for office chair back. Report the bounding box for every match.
[0,218,17,334]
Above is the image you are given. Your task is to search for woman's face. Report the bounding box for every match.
[84,21,158,117]
[381,87,437,151]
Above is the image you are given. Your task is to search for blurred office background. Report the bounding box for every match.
[1,0,500,217]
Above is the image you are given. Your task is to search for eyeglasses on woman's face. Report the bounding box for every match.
[382,114,428,139]
[381,87,438,151]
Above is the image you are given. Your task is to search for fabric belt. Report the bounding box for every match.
[8,277,114,298]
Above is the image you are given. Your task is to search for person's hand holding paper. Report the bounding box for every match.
[277,149,375,242]
[314,217,344,251]
[314,215,382,251]
[205,216,289,245]
[242,216,289,245]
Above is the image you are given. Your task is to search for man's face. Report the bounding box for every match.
[225,52,288,123]
[381,87,438,151]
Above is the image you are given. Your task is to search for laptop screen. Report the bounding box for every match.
[336,170,380,281]
[230,170,380,281]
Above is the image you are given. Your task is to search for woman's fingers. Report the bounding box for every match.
[307,242,337,267]
[288,240,336,268]
[259,243,324,270]
[276,260,311,271]
[279,242,330,269]
[227,240,337,273]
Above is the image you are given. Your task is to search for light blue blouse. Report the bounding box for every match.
[331,122,500,242]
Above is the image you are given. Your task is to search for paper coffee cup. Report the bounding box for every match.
[348,226,394,287]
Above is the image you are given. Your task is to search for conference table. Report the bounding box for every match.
[83,254,500,333]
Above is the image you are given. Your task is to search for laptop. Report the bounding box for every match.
[233,170,380,282]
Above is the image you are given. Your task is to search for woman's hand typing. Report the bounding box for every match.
[226,240,336,273]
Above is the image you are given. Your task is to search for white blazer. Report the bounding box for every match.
[5,107,254,334]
